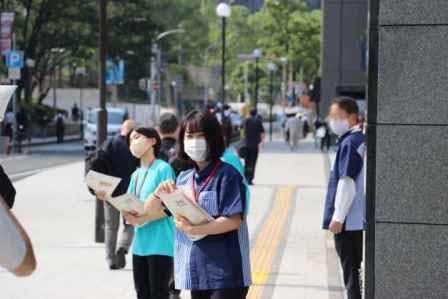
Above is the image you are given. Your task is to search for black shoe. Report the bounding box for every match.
[115,248,127,269]
[109,264,120,270]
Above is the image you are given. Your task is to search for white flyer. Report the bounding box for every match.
[85,170,121,197]
[107,193,144,215]
[159,189,214,241]
[0,85,16,121]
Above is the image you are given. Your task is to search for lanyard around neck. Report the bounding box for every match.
[192,161,221,202]
[135,168,150,198]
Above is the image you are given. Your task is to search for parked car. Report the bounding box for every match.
[83,107,126,151]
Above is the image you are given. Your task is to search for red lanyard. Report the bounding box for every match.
[192,161,221,202]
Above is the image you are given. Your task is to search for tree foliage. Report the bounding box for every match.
[1,0,321,105]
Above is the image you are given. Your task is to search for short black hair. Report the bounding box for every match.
[250,108,257,116]
[159,113,179,135]
[177,110,225,162]
[332,97,359,115]
[135,127,161,157]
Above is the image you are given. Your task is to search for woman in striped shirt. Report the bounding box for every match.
[156,111,251,299]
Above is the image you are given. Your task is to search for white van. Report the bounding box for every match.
[84,107,126,150]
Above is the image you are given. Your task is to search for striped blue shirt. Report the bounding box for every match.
[174,161,252,290]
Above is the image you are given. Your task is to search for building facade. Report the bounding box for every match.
[320,0,368,115]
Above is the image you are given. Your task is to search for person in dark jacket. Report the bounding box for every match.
[242,108,265,185]
[158,113,192,176]
[95,119,139,270]
[0,165,16,209]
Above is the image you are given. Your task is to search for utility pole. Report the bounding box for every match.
[221,16,226,106]
[95,0,108,243]
[11,33,19,153]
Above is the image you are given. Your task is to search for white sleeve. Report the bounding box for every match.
[0,206,27,272]
[332,176,356,223]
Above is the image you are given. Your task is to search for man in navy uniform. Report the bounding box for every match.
[322,97,365,299]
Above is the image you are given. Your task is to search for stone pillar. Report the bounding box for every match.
[366,1,448,298]
[321,0,368,116]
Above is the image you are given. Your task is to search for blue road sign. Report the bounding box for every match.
[106,59,124,85]
[5,50,24,68]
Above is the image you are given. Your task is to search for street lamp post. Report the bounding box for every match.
[267,62,277,141]
[95,0,108,243]
[280,57,288,101]
[253,48,262,109]
[150,28,185,124]
[50,48,65,110]
[204,44,217,107]
[216,3,231,110]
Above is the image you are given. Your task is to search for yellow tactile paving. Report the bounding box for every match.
[248,186,295,299]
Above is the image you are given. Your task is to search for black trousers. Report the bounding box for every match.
[334,230,363,299]
[133,255,176,299]
[191,287,249,299]
[244,147,259,184]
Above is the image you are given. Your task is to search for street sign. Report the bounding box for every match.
[1,12,14,54]
[1,12,14,39]
[5,50,24,68]
[8,68,20,80]
[152,81,159,91]
[0,38,10,53]
[106,59,124,85]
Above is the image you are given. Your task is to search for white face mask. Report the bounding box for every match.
[130,138,151,158]
[184,137,208,162]
[329,119,350,136]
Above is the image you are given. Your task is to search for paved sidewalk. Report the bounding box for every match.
[0,138,344,299]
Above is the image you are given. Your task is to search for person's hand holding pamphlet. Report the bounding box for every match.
[158,189,214,241]
[85,170,143,215]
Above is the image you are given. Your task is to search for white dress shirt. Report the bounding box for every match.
[332,176,356,223]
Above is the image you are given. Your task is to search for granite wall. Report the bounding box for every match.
[366,1,448,298]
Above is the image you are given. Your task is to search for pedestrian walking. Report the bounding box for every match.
[242,108,265,185]
[71,103,80,121]
[3,111,14,155]
[122,127,177,299]
[158,113,193,176]
[322,97,365,299]
[315,118,331,152]
[94,120,138,270]
[155,110,252,299]
[285,113,304,151]
[55,112,65,143]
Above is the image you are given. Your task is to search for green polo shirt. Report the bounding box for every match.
[127,159,176,257]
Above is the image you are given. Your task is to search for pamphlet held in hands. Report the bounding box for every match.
[85,170,121,197]
[107,193,144,215]
[85,170,144,215]
[158,189,214,241]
